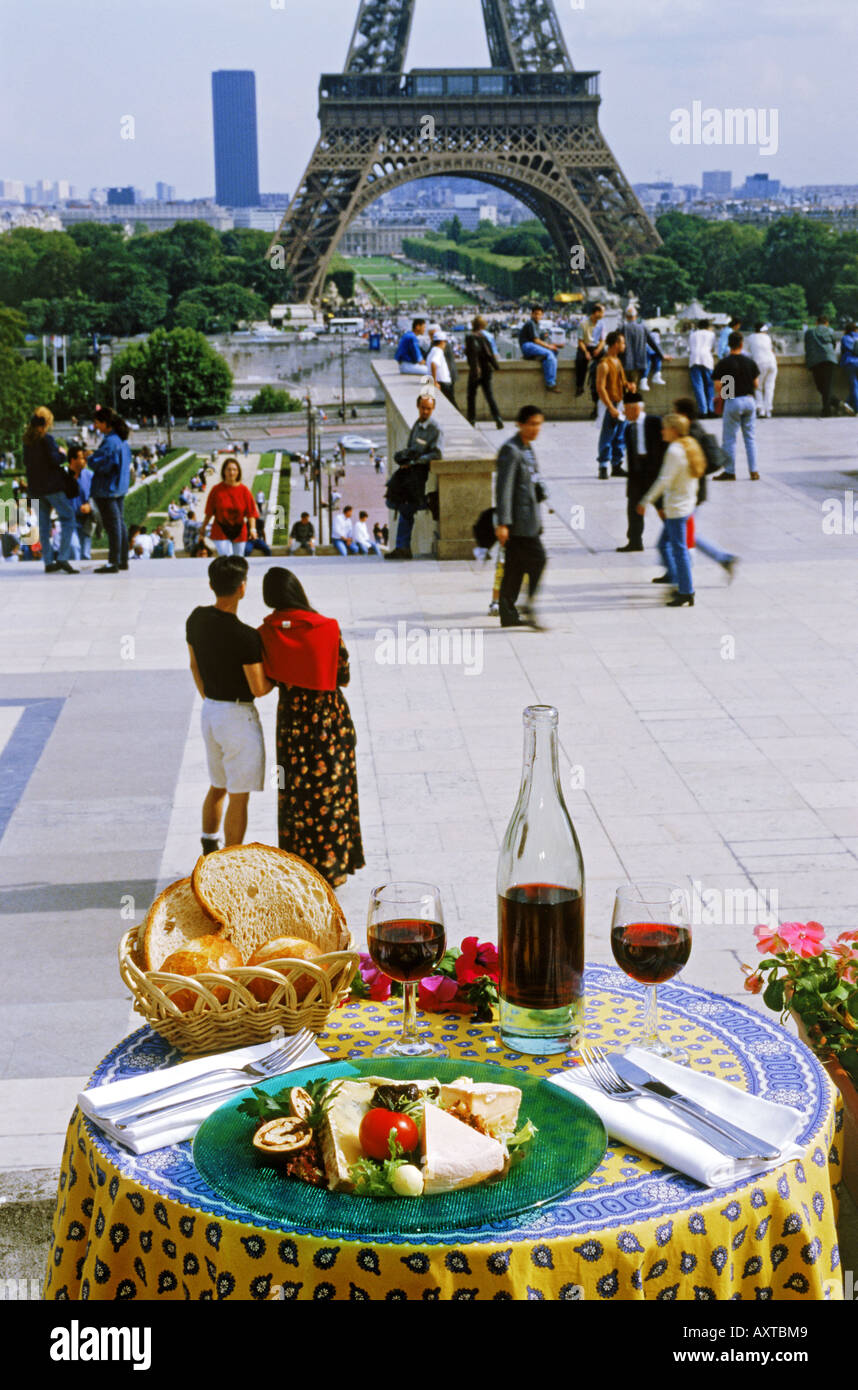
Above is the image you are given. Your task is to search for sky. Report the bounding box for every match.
[0,0,853,198]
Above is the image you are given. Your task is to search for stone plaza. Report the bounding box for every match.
[1,412,857,1273]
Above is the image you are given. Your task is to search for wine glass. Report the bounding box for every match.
[367,882,447,1058]
[610,881,692,1062]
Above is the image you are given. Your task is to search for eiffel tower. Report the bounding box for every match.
[270,0,660,302]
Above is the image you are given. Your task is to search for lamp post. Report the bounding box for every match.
[164,343,173,450]
[339,331,346,422]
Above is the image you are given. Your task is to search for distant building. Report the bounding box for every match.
[212,70,260,208]
[0,179,25,201]
[155,182,176,202]
[231,208,283,232]
[107,186,136,206]
[258,192,290,209]
[59,200,233,232]
[741,173,781,200]
[702,171,732,196]
[340,220,430,255]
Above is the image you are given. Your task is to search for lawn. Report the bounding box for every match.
[349,255,477,310]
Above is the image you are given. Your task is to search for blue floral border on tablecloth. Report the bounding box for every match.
[80,965,835,1246]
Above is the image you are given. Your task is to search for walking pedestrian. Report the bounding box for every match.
[518,306,560,391]
[203,457,260,556]
[23,406,78,573]
[713,332,761,480]
[259,567,365,887]
[186,555,272,853]
[495,405,548,628]
[575,303,605,397]
[616,391,665,552]
[687,318,716,418]
[638,413,706,608]
[465,315,503,428]
[804,314,842,417]
[622,307,665,391]
[90,405,132,573]
[595,330,629,479]
[746,323,779,418]
[673,396,739,582]
[840,323,858,416]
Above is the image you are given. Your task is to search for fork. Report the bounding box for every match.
[98,1030,315,1124]
[579,1047,768,1160]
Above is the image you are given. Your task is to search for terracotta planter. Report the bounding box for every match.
[794,1014,858,1202]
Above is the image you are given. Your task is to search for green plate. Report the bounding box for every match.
[192,1058,607,1237]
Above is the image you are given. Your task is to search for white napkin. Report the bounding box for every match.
[78,1038,330,1155]
[550,1046,806,1188]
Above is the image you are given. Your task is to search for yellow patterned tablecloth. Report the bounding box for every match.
[45,967,844,1301]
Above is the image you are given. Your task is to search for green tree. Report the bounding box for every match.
[20,294,113,336]
[0,348,56,451]
[248,385,301,413]
[761,217,841,311]
[623,254,693,317]
[130,222,225,304]
[174,282,268,333]
[0,308,27,348]
[105,327,232,417]
[52,361,98,419]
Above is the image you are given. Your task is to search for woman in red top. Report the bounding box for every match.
[259,568,365,887]
[204,458,259,556]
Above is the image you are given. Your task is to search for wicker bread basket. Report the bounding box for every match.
[118,925,359,1055]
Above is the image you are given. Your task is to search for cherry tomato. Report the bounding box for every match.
[359,1108,419,1160]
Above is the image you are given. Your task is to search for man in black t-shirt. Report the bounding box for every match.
[712,332,761,480]
[186,555,272,853]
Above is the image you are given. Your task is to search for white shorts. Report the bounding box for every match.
[201,699,265,793]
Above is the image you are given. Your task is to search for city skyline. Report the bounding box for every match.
[0,0,852,201]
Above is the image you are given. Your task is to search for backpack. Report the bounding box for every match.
[473,507,496,551]
[695,425,729,475]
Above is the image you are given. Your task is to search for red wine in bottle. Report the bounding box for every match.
[497,707,585,1054]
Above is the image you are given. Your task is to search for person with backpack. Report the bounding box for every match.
[384,393,443,560]
[637,412,707,607]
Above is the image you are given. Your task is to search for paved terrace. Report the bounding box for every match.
[1,415,857,1203]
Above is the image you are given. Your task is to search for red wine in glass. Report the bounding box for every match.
[367,919,446,982]
[611,883,692,1060]
[610,922,691,986]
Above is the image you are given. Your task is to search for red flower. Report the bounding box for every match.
[357,952,392,1003]
[417,975,460,1012]
[743,972,764,995]
[781,921,826,959]
[837,930,858,944]
[754,922,787,955]
[455,937,500,987]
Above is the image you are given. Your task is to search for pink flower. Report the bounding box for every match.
[832,941,858,983]
[417,975,460,1012]
[455,937,500,986]
[357,952,392,1003]
[743,972,764,995]
[754,922,787,955]
[780,921,826,959]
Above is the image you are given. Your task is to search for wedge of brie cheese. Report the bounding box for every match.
[439,1077,522,1139]
[320,1080,376,1191]
[421,1101,507,1193]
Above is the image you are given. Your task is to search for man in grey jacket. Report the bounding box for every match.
[494,405,547,628]
[622,306,665,389]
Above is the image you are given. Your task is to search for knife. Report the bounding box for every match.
[608,1054,782,1161]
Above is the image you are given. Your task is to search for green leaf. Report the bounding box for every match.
[763,978,784,1012]
[847,990,858,1016]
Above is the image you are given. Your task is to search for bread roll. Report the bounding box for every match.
[191,843,348,960]
[247,936,324,1003]
[142,877,221,971]
[160,936,243,1012]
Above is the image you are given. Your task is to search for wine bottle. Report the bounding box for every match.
[497,705,585,1054]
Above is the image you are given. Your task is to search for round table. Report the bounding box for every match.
[45,966,845,1301]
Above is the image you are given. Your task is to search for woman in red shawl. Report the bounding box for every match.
[259,568,364,886]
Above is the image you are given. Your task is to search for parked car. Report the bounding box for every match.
[187,418,219,431]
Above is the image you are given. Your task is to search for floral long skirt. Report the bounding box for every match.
[276,686,365,886]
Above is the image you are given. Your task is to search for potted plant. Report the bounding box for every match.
[743,922,858,1199]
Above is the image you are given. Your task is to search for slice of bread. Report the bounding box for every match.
[191,842,349,961]
[141,877,222,971]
